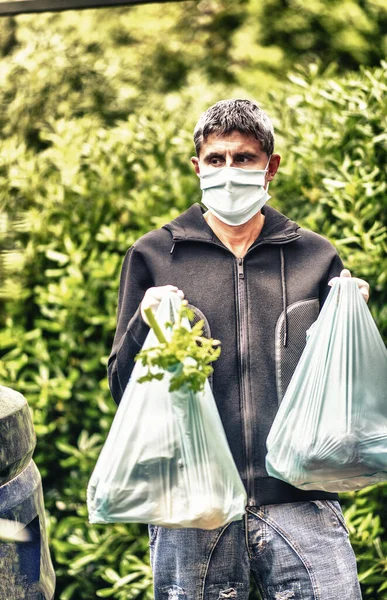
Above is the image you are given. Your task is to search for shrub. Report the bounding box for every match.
[0,8,385,598]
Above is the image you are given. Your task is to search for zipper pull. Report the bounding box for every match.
[237,257,244,280]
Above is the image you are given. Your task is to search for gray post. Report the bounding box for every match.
[0,386,56,599]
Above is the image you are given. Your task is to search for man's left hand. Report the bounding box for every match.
[328,269,370,303]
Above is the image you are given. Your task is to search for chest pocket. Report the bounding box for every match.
[186,303,214,391]
[275,298,319,405]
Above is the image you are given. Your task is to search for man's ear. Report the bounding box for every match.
[191,156,200,176]
[266,154,281,183]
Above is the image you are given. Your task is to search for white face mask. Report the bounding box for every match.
[199,162,271,226]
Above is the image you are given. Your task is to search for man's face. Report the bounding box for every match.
[191,131,280,185]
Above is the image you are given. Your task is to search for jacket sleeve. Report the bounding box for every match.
[107,245,153,405]
[319,251,344,307]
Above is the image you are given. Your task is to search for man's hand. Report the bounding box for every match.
[328,269,370,303]
[140,285,185,326]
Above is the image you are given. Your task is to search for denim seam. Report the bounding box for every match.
[323,501,350,536]
[251,571,268,600]
[200,523,233,600]
[247,507,321,600]
[244,512,252,560]
[148,524,159,547]
[245,510,267,559]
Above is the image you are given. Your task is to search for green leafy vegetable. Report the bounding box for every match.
[135,300,221,393]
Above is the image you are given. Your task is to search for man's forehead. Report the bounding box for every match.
[200,131,264,155]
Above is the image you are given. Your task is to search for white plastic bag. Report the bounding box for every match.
[266,278,387,492]
[88,293,246,528]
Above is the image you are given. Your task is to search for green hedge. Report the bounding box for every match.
[0,112,196,598]
[0,7,386,600]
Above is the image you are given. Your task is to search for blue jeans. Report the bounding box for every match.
[149,500,362,599]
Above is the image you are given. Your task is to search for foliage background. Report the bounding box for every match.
[0,1,386,598]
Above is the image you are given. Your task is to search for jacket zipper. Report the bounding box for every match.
[170,235,300,506]
[236,257,254,506]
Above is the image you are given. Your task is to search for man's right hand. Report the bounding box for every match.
[140,285,185,326]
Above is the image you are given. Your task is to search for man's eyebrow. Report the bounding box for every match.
[202,151,225,162]
[202,150,261,162]
[234,151,259,159]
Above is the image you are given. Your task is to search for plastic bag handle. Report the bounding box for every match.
[145,292,184,343]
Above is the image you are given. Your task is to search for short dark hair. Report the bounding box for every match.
[193,98,274,157]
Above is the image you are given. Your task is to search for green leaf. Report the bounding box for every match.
[96,588,116,598]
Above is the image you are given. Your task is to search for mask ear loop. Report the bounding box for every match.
[265,155,272,191]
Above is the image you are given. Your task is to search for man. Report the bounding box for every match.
[108,99,368,599]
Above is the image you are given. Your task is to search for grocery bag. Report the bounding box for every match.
[87,292,246,529]
[266,278,387,492]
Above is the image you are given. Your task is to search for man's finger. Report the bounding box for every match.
[340,269,351,278]
[151,285,179,300]
[328,274,370,303]
[157,286,185,300]
[329,269,352,286]
[353,279,370,303]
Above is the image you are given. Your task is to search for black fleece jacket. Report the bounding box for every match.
[108,203,343,507]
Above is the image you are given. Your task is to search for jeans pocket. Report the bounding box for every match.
[148,523,159,546]
[323,501,350,535]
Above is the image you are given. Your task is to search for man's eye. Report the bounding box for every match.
[236,156,250,163]
[210,157,223,165]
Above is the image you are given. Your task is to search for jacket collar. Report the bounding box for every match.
[162,203,301,247]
